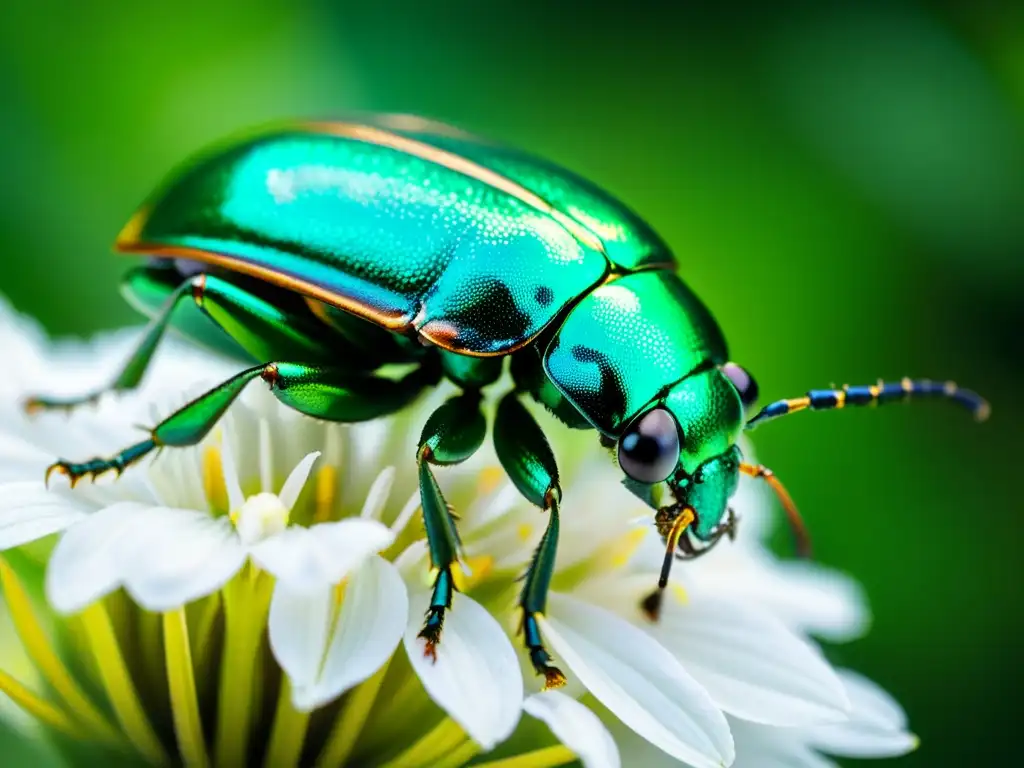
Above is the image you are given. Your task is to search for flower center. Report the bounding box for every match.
[232,493,290,545]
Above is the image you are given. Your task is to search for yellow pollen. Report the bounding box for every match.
[202,445,228,514]
[477,466,504,495]
[610,527,648,568]
[670,583,689,605]
[315,465,339,523]
[472,745,577,768]
[451,555,495,592]
[333,579,348,610]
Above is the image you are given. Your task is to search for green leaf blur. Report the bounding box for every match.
[0,1,1020,765]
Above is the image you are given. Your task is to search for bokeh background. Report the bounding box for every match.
[0,0,1021,765]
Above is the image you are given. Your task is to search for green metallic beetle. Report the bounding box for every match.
[28,114,989,688]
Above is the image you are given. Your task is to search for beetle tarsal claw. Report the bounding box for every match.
[541,665,567,690]
[44,462,72,489]
[418,624,442,662]
[23,393,104,417]
[22,398,45,416]
[641,590,665,622]
[418,606,446,663]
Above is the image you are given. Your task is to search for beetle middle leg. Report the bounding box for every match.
[45,361,439,486]
[493,391,566,689]
[414,391,488,657]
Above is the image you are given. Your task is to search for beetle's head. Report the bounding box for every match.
[617,363,759,540]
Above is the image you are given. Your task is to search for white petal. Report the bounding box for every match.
[524,691,620,768]
[804,669,918,758]
[269,584,333,693]
[731,719,838,768]
[0,483,88,550]
[393,540,431,586]
[649,594,849,726]
[45,502,149,614]
[404,590,522,750]
[0,434,56,482]
[121,508,246,611]
[359,467,395,520]
[706,554,868,642]
[388,490,421,537]
[542,593,733,768]
[288,556,408,712]
[219,431,245,512]
[278,451,321,511]
[259,419,273,492]
[251,518,394,592]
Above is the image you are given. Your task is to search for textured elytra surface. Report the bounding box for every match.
[387,118,676,272]
[130,126,611,354]
[544,271,729,435]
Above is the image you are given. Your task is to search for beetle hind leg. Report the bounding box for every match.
[24,276,201,415]
[413,392,487,658]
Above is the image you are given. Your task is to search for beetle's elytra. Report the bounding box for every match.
[28,114,989,687]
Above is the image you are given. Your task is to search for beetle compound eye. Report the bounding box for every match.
[723,362,759,409]
[617,407,681,484]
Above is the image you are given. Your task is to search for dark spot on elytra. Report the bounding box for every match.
[438,278,533,351]
[570,344,628,426]
[534,285,555,307]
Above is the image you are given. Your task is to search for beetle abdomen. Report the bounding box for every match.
[118,123,610,355]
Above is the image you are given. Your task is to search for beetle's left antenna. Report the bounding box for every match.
[642,506,695,621]
[745,378,989,430]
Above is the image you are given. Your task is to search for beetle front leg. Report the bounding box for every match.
[494,392,566,689]
[415,392,487,657]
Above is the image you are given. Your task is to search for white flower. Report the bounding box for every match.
[0,296,918,767]
[608,668,917,767]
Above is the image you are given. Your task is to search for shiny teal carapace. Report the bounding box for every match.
[27,114,990,688]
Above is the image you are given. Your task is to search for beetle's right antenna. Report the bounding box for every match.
[739,462,811,558]
[746,378,990,430]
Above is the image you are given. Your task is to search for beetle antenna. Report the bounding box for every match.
[745,378,989,430]
[642,506,695,621]
[738,463,811,558]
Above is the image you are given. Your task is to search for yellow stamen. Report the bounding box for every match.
[451,555,494,592]
[473,745,577,768]
[263,680,311,768]
[314,464,339,523]
[516,523,533,542]
[433,739,480,768]
[610,526,648,568]
[378,717,467,768]
[477,466,504,495]
[0,669,86,741]
[163,609,209,768]
[79,602,169,766]
[0,558,121,745]
[202,445,228,514]
[189,592,221,686]
[214,570,273,768]
[316,660,391,767]
[137,608,165,704]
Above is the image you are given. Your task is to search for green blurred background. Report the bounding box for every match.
[0,0,1020,765]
